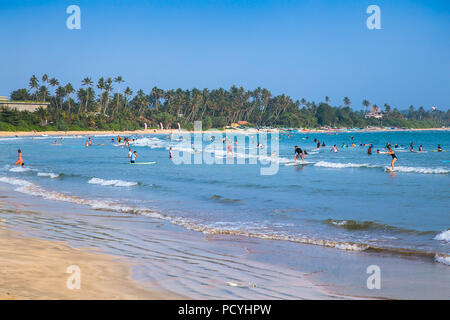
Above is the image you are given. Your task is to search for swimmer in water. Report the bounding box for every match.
[419,145,423,152]
[437,144,443,152]
[368,144,373,155]
[53,140,58,145]
[380,147,397,170]
[294,145,305,163]
[410,142,414,152]
[14,149,24,166]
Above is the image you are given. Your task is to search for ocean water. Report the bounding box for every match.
[0,130,449,298]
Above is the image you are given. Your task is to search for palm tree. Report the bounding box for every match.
[49,78,59,108]
[325,96,330,103]
[343,96,351,107]
[104,78,113,114]
[42,74,49,101]
[362,99,370,114]
[114,76,124,113]
[384,103,391,114]
[124,87,133,109]
[300,98,306,107]
[65,83,75,113]
[29,75,39,101]
[81,77,93,113]
[97,77,105,112]
[38,86,49,102]
[152,86,164,112]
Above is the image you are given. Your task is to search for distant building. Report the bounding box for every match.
[365,105,383,119]
[0,96,50,112]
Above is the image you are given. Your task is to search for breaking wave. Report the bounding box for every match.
[314,161,378,169]
[0,176,448,265]
[434,230,450,242]
[88,177,138,187]
[389,166,449,174]
[37,172,60,179]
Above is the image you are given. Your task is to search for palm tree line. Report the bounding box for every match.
[5,74,449,130]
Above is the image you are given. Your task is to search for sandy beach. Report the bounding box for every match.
[0,127,448,138]
[0,226,181,300]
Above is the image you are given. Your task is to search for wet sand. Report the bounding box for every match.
[0,226,181,299]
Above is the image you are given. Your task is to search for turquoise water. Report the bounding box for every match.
[0,130,449,298]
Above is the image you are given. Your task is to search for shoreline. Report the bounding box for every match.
[0,127,448,138]
[0,226,182,299]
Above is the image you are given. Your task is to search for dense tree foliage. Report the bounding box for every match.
[1,75,449,131]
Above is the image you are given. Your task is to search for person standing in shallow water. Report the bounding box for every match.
[14,149,24,166]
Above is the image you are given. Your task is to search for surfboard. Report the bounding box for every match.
[130,162,156,165]
[385,167,395,172]
[432,150,446,152]
[285,161,314,166]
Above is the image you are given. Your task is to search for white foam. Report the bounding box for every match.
[37,172,60,179]
[314,161,377,169]
[392,166,449,174]
[434,254,450,266]
[434,230,450,242]
[9,167,31,172]
[88,177,138,187]
[0,176,141,214]
[0,177,32,187]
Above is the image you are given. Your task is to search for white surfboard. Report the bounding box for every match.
[285,161,314,166]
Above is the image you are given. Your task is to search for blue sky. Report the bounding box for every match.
[0,0,449,110]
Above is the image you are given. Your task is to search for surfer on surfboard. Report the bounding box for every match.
[294,145,305,163]
[379,146,397,171]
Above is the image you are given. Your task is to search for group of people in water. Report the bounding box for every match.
[12,134,445,170]
[293,138,445,170]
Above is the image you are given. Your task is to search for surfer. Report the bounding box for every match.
[130,151,137,164]
[14,149,24,166]
[410,142,414,152]
[294,145,305,163]
[437,144,443,152]
[368,144,373,155]
[380,147,397,170]
[128,148,132,159]
[332,145,338,153]
[419,145,423,152]
[169,147,173,159]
